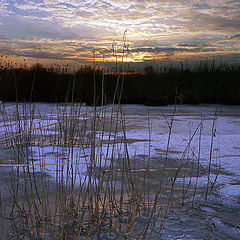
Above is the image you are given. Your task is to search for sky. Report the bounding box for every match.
[0,0,240,66]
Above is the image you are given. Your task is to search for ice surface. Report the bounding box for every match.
[1,103,240,204]
[218,184,240,197]
[1,103,240,239]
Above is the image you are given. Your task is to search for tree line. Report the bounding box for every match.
[0,62,239,105]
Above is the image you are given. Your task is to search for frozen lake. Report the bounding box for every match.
[0,103,240,239]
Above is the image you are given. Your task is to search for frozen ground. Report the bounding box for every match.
[0,103,240,239]
[121,104,240,239]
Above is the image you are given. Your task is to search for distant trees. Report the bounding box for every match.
[0,62,239,105]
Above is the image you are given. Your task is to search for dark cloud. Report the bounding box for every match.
[228,34,240,40]
[0,44,64,60]
[132,46,218,54]
[178,44,202,47]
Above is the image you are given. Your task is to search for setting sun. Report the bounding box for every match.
[0,0,239,66]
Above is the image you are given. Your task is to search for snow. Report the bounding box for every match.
[121,104,240,175]
[1,103,240,201]
[218,184,240,197]
[1,103,240,239]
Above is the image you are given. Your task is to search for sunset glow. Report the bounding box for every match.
[0,0,240,66]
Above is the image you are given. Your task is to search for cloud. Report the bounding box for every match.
[131,45,219,58]
[0,0,240,63]
[228,34,240,41]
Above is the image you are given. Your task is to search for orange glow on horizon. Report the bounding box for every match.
[104,72,145,75]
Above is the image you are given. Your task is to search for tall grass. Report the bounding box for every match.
[0,37,222,239]
[0,98,221,239]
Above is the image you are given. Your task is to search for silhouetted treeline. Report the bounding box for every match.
[0,62,239,105]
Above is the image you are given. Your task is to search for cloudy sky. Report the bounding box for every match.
[0,0,240,65]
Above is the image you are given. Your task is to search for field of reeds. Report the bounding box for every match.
[0,82,223,239]
[0,55,240,105]
[0,43,237,238]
